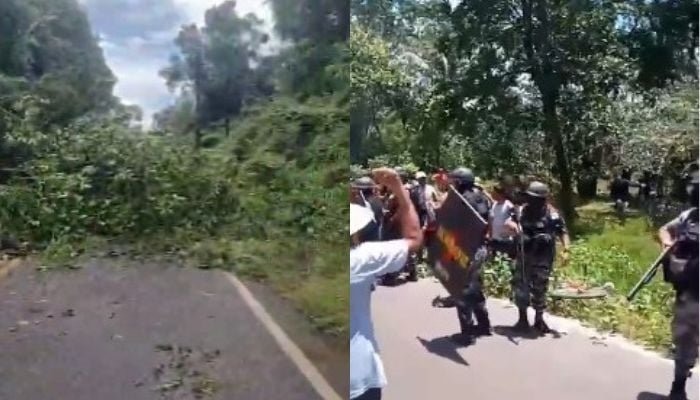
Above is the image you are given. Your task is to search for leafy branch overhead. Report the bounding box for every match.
[352,0,698,220]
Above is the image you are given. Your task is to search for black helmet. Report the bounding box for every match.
[352,176,375,190]
[448,167,475,184]
[394,166,408,181]
[526,181,549,198]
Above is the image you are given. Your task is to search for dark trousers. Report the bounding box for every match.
[354,388,381,400]
[456,246,490,332]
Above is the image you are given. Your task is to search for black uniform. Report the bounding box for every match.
[512,204,566,313]
[663,207,699,399]
[610,176,631,203]
[455,186,492,338]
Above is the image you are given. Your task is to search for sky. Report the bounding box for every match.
[77,0,274,128]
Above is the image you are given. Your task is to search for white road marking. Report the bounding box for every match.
[223,272,342,400]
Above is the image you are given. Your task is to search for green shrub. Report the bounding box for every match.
[0,124,239,244]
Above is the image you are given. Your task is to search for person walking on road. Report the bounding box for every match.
[448,167,493,344]
[506,181,570,334]
[350,168,423,400]
[658,168,699,400]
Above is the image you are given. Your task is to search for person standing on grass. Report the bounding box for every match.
[350,168,422,400]
[658,168,698,400]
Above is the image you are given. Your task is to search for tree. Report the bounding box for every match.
[350,24,406,163]
[152,93,196,135]
[203,2,269,137]
[424,0,634,220]
[270,0,349,43]
[0,0,116,129]
[160,24,207,148]
[621,0,699,89]
[159,1,271,143]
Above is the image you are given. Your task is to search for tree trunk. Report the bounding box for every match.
[542,92,575,221]
[225,117,230,137]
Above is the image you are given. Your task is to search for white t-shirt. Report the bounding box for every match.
[350,240,409,399]
[424,184,437,204]
[490,200,514,240]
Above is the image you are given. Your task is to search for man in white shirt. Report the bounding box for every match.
[490,181,516,248]
[350,168,423,400]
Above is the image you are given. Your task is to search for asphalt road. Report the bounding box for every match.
[0,258,339,400]
[373,279,700,400]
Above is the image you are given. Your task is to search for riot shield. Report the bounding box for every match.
[427,186,488,298]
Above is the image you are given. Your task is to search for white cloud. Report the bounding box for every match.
[173,0,273,27]
[88,0,274,129]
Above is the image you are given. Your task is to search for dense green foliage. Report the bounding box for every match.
[351,0,698,220]
[0,124,238,243]
[0,0,118,127]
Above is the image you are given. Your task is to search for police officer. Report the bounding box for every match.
[507,181,570,334]
[448,167,492,343]
[659,169,699,400]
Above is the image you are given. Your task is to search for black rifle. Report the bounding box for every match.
[626,246,674,302]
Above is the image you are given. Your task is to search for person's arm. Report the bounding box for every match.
[659,215,681,249]
[502,204,520,236]
[373,168,422,253]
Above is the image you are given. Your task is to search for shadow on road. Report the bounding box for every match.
[417,336,469,367]
[636,391,668,400]
[493,325,563,345]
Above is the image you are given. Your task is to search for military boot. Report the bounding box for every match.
[513,308,529,331]
[533,312,552,334]
[472,307,492,336]
[669,378,688,400]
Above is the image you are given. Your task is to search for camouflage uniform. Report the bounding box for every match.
[512,205,566,314]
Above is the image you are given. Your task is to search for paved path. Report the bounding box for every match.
[0,258,342,400]
[373,279,699,400]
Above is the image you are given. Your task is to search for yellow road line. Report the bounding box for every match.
[223,272,342,400]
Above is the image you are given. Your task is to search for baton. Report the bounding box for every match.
[626,246,674,302]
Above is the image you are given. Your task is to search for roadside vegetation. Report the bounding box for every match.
[0,0,349,344]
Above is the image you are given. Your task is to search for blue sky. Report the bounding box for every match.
[77,0,273,127]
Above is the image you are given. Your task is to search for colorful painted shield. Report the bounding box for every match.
[427,186,488,298]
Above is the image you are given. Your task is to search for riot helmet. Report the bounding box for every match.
[525,181,549,209]
[448,167,475,192]
[526,181,549,198]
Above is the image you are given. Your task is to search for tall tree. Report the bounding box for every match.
[0,0,116,128]
[160,24,207,147]
[434,0,634,220]
[160,1,271,143]
[204,1,269,137]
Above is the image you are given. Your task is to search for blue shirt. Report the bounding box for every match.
[350,240,408,399]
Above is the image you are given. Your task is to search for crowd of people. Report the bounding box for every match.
[349,164,698,400]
